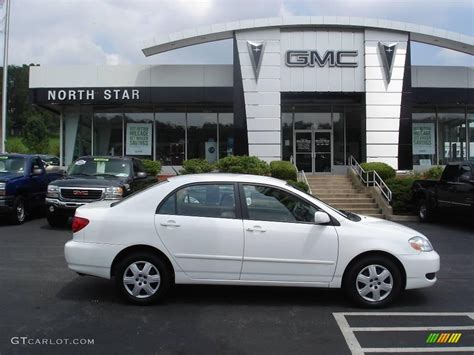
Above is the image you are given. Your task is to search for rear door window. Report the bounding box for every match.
[158,184,237,219]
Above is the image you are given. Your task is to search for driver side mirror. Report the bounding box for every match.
[459,174,471,183]
[136,171,148,179]
[32,168,44,175]
[314,211,331,225]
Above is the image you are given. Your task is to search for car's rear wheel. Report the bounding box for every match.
[418,199,432,222]
[115,253,172,305]
[343,255,403,308]
[9,196,26,225]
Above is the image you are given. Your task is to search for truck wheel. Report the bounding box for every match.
[9,196,26,225]
[418,199,432,222]
[47,212,69,228]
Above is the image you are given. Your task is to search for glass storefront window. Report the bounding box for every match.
[63,108,92,166]
[333,107,344,166]
[124,111,154,160]
[93,111,123,156]
[469,110,474,159]
[438,109,466,164]
[218,112,234,159]
[155,111,186,165]
[412,111,436,166]
[294,106,331,130]
[345,106,363,163]
[187,111,218,163]
[281,111,293,161]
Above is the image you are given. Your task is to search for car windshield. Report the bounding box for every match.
[0,156,26,174]
[68,158,131,178]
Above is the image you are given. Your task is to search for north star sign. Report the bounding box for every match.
[46,88,141,102]
[285,50,358,68]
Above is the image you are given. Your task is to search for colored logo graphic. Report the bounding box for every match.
[426,333,462,344]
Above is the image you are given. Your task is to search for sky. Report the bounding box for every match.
[1,0,473,67]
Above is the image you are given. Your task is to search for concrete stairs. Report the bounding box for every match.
[306,175,384,218]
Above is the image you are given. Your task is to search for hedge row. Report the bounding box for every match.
[180,156,309,192]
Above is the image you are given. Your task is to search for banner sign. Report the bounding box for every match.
[412,123,435,155]
[126,123,152,156]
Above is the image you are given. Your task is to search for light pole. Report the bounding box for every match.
[1,0,10,153]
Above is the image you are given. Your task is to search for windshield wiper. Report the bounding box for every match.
[69,173,92,177]
[93,173,119,178]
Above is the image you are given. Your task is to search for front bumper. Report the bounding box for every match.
[46,197,86,210]
[64,240,125,279]
[399,250,440,290]
[0,195,14,214]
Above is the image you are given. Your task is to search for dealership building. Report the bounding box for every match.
[29,17,474,173]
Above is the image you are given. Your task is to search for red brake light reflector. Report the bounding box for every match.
[72,216,89,233]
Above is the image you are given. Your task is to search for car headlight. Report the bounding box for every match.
[0,182,5,196]
[409,236,433,252]
[47,185,60,198]
[104,187,123,200]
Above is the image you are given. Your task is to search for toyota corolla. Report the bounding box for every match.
[65,174,439,307]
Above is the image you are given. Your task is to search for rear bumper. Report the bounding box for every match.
[399,251,440,290]
[64,240,125,279]
[0,196,14,214]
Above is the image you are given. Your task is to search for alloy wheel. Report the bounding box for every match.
[356,264,393,302]
[123,261,161,299]
[16,201,25,223]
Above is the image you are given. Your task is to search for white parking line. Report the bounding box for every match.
[333,312,474,354]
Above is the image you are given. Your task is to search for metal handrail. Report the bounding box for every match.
[290,155,312,194]
[349,156,392,202]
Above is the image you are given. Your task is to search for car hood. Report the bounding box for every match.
[51,177,127,188]
[356,215,425,238]
[0,172,24,183]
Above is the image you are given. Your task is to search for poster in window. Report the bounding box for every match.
[412,123,435,155]
[126,123,152,155]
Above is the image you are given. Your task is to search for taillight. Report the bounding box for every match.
[72,216,89,233]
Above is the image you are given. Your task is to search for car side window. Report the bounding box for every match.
[31,158,43,171]
[158,184,237,219]
[460,165,471,180]
[441,165,460,182]
[243,184,318,223]
[133,159,145,175]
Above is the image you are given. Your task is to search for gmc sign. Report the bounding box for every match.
[285,50,358,68]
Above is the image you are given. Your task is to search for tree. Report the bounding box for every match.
[22,115,49,153]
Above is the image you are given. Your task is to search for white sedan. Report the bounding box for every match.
[65,174,439,307]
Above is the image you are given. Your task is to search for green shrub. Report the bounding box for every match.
[48,139,60,156]
[141,159,161,176]
[287,180,309,193]
[182,159,215,174]
[270,160,297,181]
[422,166,444,180]
[386,176,417,214]
[360,162,396,181]
[216,156,270,175]
[22,116,49,153]
[5,137,28,154]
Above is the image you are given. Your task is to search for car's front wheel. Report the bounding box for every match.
[9,196,26,225]
[115,253,172,305]
[343,255,403,308]
[418,198,432,222]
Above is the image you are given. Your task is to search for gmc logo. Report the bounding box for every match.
[286,50,358,68]
[73,190,89,196]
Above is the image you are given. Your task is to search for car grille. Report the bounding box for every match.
[60,188,103,201]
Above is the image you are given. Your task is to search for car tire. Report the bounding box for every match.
[114,252,172,305]
[343,255,403,308]
[9,196,26,225]
[46,212,69,228]
[418,198,432,222]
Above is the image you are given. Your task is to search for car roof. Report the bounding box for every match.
[0,153,36,158]
[76,156,133,161]
[167,173,289,186]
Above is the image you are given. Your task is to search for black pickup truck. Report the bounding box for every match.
[46,156,156,227]
[0,154,64,224]
[412,161,474,222]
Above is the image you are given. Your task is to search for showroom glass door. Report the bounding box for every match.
[294,130,332,173]
[294,131,313,173]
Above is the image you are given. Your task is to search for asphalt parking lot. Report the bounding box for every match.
[0,217,473,355]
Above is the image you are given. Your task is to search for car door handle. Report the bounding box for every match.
[160,221,181,228]
[246,227,266,233]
